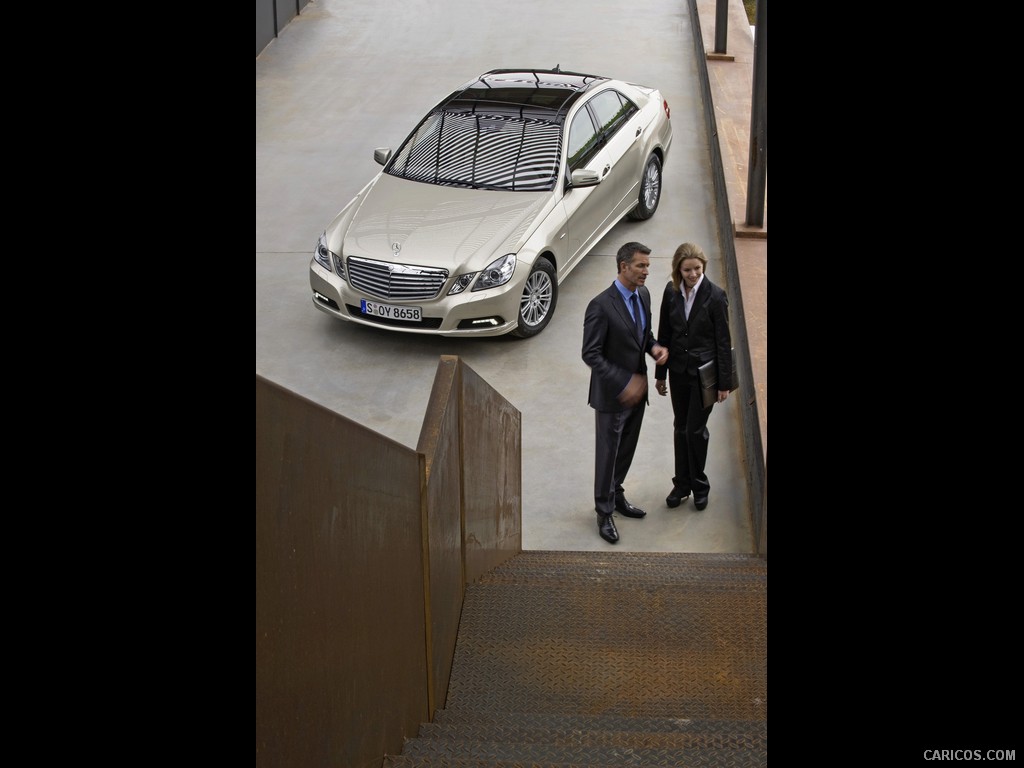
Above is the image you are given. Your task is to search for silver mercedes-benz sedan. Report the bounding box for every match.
[310,67,673,338]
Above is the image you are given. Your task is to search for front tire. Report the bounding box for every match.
[511,256,557,338]
[627,153,662,221]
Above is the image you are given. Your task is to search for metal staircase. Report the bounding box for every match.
[383,551,767,767]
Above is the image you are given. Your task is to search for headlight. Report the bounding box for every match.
[472,253,516,291]
[315,232,347,281]
[314,232,334,272]
[448,273,476,296]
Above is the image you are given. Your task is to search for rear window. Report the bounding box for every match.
[386,110,562,192]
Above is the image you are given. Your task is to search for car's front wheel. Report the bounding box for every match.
[511,256,557,339]
[627,153,662,221]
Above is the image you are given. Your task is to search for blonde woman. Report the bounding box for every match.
[653,243,732,511]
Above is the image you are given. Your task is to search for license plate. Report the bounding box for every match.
[360,299,422,322]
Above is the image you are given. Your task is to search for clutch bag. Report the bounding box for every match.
[697,348,739,408]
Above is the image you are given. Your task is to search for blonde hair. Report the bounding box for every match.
[670,243,707,292]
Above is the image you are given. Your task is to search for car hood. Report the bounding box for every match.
[340,173,550,269]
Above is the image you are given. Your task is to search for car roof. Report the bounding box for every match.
[438,68,610,125]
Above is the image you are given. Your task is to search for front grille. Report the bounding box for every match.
[347,256,448,300]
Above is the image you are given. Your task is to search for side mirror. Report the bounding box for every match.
[570,168,601,188]
[374,148,392,166]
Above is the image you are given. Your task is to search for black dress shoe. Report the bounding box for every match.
[597,514,619,543]
[666,489,690,508]
[614,497,646,518]
[694,495,709,511]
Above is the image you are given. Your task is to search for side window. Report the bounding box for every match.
[566,109,599,171]
[587,90,638,141]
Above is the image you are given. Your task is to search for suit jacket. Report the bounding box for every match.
[654,276,732,387]
[582,282,656,412]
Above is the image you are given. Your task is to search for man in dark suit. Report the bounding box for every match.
[582,242,669,544]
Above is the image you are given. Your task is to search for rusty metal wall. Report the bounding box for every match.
[256,375,429,768]
[256,357,524,768]
[459,362,522,582]
[416,356,465,715]
[415,356,524,711]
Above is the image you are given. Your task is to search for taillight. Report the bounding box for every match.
[663,99,671,119]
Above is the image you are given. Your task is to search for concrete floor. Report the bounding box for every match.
[257,0,761,553]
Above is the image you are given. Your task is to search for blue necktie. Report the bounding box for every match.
[629,294,643,341]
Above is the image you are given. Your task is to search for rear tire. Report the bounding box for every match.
[627,153,662,221]
[511,256,557,338]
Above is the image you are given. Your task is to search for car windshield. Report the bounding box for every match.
[386,109,562,192]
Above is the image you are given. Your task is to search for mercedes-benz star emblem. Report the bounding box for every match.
[392,242,401,255]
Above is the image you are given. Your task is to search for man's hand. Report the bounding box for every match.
[618,373,648,408]
[651,343,668,365]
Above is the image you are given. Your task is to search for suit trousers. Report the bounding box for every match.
[668,370,713,497]
[594,403,645,516]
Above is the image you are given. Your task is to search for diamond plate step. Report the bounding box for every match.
[383,760,764,768]
[387,551,766,767]
[486,551,765,572]
[447,587,766,719]
[392,737,768,766]
[384,758,764,768]
[478,552,766,589]
[431,709,765,735]
[417,721,765,749]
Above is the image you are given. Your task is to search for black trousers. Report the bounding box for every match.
[668,369,714,497]
[593,403,645,516]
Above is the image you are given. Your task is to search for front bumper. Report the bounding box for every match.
[309,260,521,337]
